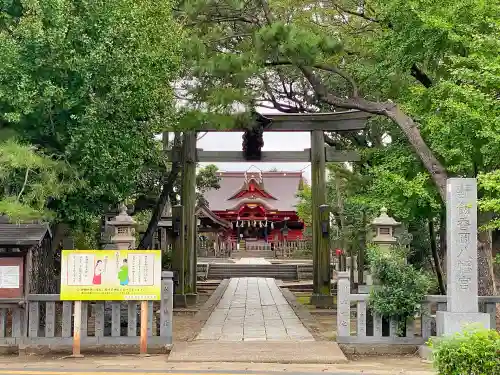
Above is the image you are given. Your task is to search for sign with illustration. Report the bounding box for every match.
[60,250,162,301]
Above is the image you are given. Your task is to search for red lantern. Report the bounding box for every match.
[335,248,343,256]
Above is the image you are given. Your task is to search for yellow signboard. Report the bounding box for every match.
[60,250,162,301]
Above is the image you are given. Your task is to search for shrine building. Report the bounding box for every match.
[202,170,305,246]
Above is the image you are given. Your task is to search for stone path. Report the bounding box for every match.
[196,277,314,341]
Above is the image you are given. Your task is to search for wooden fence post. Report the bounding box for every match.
[72,300,84,357]
[140,300,149,356]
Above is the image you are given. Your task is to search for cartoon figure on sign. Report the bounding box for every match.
[92,260,103,285]
[118,258,129,286]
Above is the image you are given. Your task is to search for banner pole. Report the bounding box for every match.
[72,300,84,357]
[140,300,149,356]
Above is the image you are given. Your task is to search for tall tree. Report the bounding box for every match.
[1,0,182,227]
[196,163,221,204]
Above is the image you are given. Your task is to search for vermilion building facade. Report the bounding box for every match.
[203,170,305,245]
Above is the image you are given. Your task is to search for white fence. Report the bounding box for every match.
[336,272,499,344]
[0,271,174,352]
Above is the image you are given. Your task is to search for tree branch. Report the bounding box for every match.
[184,15,258,27]
[298,64,448,201]
[258,0,274,24]
[410,64,432,88]
[265,61,359,97]
[313,63,359,97]
[323,133,342,149]
[259,74,301,113]
[17,168,30,201]
[332,3,380,23]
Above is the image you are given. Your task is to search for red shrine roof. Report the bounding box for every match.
[203,171,304,212]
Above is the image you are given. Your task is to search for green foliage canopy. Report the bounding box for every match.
[0,138,75,221]
[1,0,183,225]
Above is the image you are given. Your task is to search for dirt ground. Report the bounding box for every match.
[294,292,352,340]
[172,289,212,342]
[0,354,435,374]
[173,314,200,341]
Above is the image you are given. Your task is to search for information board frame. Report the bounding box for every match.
[0,253,25,300]
[60,250,162,301]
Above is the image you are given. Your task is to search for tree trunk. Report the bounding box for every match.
[138,133,181,250]
[477,211,497,296]
[476,190,498,319]
[50,223,70,254]
[429,217,446,294]
[438,209,447,267]
[383,106,447,202]
[358,210,366,285]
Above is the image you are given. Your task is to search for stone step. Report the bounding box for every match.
[208,272,296,277]
[205,264,320,281]
[207,264,299,280]
[209,270,297,275]
[196,263,317,281]
[209,264,298,268]
[231,250,275,258]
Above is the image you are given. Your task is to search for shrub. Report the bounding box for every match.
[429,327,500,375]
[367,245,432,322]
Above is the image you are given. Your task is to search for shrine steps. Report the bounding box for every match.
[231,250,274,258]
[207,263,299,280]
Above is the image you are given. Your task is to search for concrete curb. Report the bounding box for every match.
[280,287,326,341]
[185,279,230,341]
[167,341,348,364]
[339,343,419,356]
[418,344,433,361]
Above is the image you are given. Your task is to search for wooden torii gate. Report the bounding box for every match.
[171,110,371,307]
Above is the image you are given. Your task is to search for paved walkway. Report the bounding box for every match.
[196,277,314,341]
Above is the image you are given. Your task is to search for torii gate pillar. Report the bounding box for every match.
[309,130,332,307]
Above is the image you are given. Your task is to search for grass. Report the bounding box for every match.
[295,292,338,309]
[295,295,316,309]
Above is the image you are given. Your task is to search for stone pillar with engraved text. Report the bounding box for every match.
[436,178,490,335]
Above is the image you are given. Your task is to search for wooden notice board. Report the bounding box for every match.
[0,256,24,299]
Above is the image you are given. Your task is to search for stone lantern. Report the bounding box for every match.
[371,207,400,249]
[107,203,136,249]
